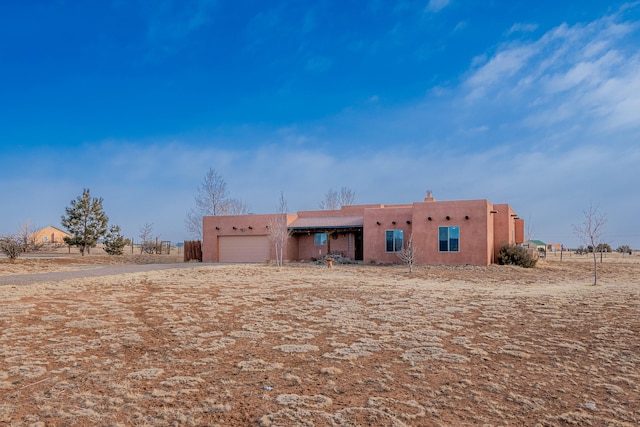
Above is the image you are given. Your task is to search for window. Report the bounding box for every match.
[386,230,403,252]
[439,226,459,252]
[314,233,327,245]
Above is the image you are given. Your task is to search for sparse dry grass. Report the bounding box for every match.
[0,254,639,425]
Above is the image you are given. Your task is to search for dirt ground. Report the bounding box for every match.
[0,253,638,426]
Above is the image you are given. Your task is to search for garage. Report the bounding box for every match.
[218,235,271,263]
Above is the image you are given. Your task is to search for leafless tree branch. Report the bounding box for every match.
[186,168,249,238]
[572,202,607,285]
[319,186,356,210]
[397,234,418,273]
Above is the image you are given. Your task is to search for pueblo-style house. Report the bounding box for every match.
[202,191,524,266]
[29,226,71,245]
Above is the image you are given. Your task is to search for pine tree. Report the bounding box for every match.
[61,189,109,256]
[103,225,126,255]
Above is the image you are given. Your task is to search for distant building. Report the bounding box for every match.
[202,192,525,266]
[29,226,71,245]
[547,243,562,252]
[522,239,546,254]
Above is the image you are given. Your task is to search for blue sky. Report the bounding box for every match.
[1,0,639,248]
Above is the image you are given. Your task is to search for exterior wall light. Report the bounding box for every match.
[465,216,469,220]
[427,217,432,221]
[215,227,220,230]
[232,226,237,230]
[248,226,253,229]
[406,220,411,225]
[445,216,450,220]
[392,221,396,225]
[376,221,381,225]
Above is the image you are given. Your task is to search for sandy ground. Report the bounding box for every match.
[0,253,638,426]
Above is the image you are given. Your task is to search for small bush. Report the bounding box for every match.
[0,235,24,261]
[498,244,537,268]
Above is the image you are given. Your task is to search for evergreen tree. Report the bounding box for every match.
[103,225,126,255]
[61,189,109,256]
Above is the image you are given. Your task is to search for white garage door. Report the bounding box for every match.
[219,236,271,263]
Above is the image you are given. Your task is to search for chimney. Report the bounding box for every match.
[424,190,435,202]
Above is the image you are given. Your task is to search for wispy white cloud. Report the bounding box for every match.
[425,0,450,14]
[453,21,467,32]
[463,6,640,141]
[464,45,536,99]
[507,22,538,35]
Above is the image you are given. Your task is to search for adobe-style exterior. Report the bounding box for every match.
[29,226,71,245]
[202,192,524,266]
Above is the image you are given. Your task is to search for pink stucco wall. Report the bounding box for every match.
[362,206,413,264]
[202,213,294,262]
[202,197,522,266]
[515,218,524,244]
[492,204,517,261]
[410,199,494,266]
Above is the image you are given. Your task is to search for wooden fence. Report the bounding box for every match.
[184,240,202,262]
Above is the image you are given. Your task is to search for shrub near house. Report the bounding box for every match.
[498,244,537,268]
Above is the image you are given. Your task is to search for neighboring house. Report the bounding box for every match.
[547,243,562,252]
[202,191,525,266]
[523,240,546,251]
[29,226,71,245]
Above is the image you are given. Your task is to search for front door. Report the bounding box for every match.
[354,230,363,261]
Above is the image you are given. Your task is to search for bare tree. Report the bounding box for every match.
[1,221,43,259]
[268,215,291,268]
[186,168,249,238]
[525,215,535,243]
[226,198,250,215]
[319,186,356,210]
[266,192,291,268]
[0,234,24,261]
[277,191,288,214]
[16,220,38,252]
[338,186,356,207]
[319,189,339,210]
[139,222,157,254]
[397,234,418,273]
[573,203,607,285]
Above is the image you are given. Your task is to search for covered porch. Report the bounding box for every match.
[288,215,364,261]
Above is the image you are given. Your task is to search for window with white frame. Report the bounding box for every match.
[314,233,327,245]
[439,226,459,252]
[385,229,403,252]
